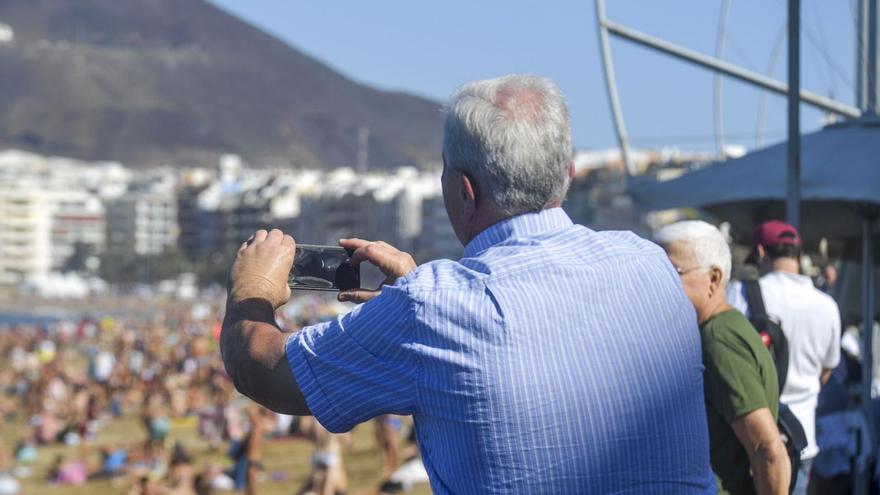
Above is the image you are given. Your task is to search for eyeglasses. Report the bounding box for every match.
[674,265,711,276]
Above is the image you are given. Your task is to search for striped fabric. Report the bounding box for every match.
[287,208,715,494]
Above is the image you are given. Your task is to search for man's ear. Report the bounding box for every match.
[569,160,575,179]
[709,267,724,296]
[460,173,478,217]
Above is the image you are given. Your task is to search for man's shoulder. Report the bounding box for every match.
[398,228,674,294]
[761,272,840,314]
[701,310,758,348]
[810,286,841,315]
[701,311,775,381]
[398,259,485,295]
[589,229,665,255]
[566,229,675,277]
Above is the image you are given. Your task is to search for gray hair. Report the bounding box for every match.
[442,74,572,215]
[655,220,732,285]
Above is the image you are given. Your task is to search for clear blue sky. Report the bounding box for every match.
[208,0,859,153]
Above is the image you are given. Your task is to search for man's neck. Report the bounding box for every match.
[461,206,562,246]
[770,257,800,275]
[699,298,732,325]
[459,207,515,246]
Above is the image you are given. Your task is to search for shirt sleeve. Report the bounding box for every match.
[702,325,770,423]
[285,284,420,433]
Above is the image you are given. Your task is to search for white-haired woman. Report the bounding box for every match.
[656,220,790,495]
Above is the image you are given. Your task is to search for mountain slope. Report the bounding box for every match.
[0,0,443,169]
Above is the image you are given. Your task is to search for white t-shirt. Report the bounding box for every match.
[728,271,841,460]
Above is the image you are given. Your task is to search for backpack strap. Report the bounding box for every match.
[742,278,790,393]
[743,279,768,320]
[778,403,806,489]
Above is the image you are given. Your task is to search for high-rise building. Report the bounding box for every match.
[105,190,179,262]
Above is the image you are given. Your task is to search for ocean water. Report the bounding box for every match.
[0,313,65,327]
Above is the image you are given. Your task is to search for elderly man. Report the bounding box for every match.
[656,220,790,495]
[221,74,715,493]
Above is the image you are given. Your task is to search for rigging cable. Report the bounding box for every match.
[714,0,732,157]
[756,22,788,148]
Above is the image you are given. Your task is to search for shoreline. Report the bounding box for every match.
[0,293,216,322]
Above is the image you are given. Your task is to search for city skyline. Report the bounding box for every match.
[0,145,715,290]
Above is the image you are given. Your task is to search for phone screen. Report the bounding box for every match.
[288,244,360,292]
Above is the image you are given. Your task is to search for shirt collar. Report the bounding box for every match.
[462,207,574,258]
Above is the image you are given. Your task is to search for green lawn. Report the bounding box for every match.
[1,413,432,495]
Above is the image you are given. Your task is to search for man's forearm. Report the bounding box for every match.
[221,298,275,392]
[751,441,790,495]
[221,298,311,415]
[731,408,790,495]
[820,368,833,385]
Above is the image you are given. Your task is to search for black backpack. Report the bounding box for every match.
[743,280,807,493]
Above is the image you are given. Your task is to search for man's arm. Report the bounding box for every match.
[220,231,418,418]
[221,298,310,414]
[730,407,790,495]
[820,303,842,386]
[221,229,310,415]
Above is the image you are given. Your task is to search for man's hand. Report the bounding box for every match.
[228,229,296,308]
[337,238,416,304]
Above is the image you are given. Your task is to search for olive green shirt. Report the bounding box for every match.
[701,309,779,495]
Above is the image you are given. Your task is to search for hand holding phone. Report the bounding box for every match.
[229,229,295,307]
[336,238,416,303]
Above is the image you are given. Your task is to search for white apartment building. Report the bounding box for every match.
[0,186,52,285]
[46,190,105,271]
[105,190,179,261]
[295,168,437,252]
[0,184,105,285]
[297,168,376,244]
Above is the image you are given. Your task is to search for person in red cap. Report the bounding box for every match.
[728,220,841,495]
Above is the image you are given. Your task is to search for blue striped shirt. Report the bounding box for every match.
[287,208,714,494]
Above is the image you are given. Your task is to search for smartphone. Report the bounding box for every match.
[288,244,360,292]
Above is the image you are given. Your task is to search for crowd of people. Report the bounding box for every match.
[0,295,429,495]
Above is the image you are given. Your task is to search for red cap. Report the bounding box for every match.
[753,220,802,247]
